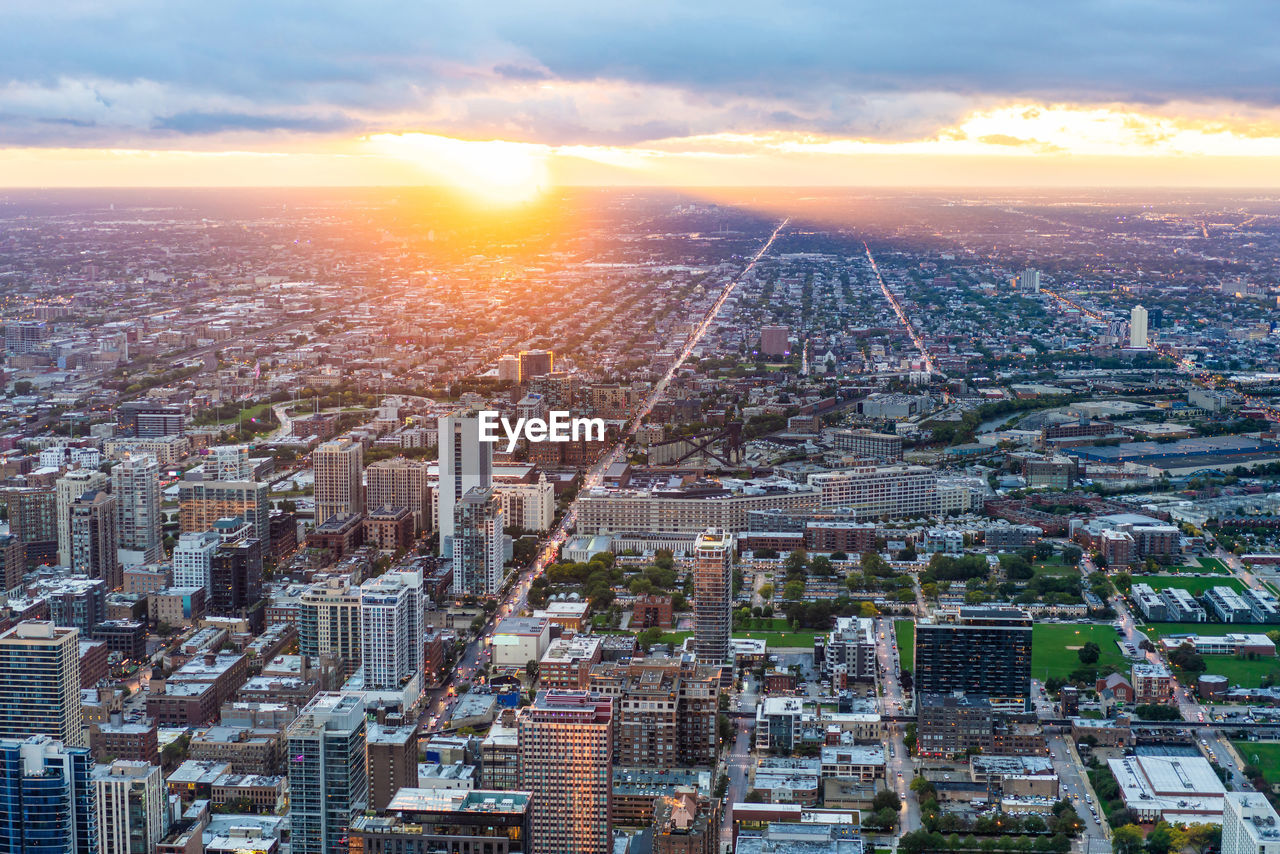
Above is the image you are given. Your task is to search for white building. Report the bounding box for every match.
[360,569,424,692]
[808,465,939,520]
[1130,305,1149,349]
[313,439,363,526]
[112,453,162,566]
[206,445,253,480]
[496,474,555,532]
[94,760,169,854]
[173,530,221,592]
[1106,754,1224,824]
[56,467,109,566]
[1224,792,1280,854]
[437,412,493,557]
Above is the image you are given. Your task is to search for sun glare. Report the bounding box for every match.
[367,133,550,205]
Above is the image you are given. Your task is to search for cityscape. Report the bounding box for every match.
[6,4,1280,854]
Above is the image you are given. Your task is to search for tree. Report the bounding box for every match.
[784,550,809,576]
[810,555,834,576]
[1077,642,1100,665]
[783,580,805,600]
[1169,641,1206,673]
[1143,822,1184,854]
[1182,824,1221,854]
[525,660,539,682]
[1111,825,1144,854]
[872,789,902,812]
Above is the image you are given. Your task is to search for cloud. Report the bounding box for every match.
[2,1,1280,148]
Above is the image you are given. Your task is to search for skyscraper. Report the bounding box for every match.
[314,439,364,527]
[518,691,613,854]
[452,487,505,596]
[437,412,492,557]
[69,490,119,589]
[0,736,96,853]
[1130,304,1149,349]
[0,622,84,746]
[55,468,109,566]
[360,568,424,691]
[93,760,168,854]
[287,693,368,854]
[692,529,732,668]
[914,606,1033,712]
[111,454,162,566]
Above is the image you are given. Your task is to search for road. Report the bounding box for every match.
[875,615,919,837]
[419,218,791,738]
[1046,733,1112,853]
[721,719,753,844]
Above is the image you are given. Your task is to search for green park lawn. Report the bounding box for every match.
[1030,624,1126,682]
[1196,656,1280,689]
[895,620,914,668]
[733,630,821,649]
[1234,741,1280,785]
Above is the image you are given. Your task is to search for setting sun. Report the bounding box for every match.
[367,133,550,205]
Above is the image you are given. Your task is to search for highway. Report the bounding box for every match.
[418,218,791,737]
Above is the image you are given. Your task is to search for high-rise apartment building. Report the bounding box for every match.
[914,606,1033,712]
[314,439,364,527]
[298,578,362,675]
[360,569,424,691]
[1130,304,1149,349]
[209,534,264,631]
[1223,791,1280,854]
[366,457,432,534]
[518,349,554,382]
[0,535,24,594]
[178,478,270,547]
[588,656,720,767]
[518,692,614,854]
[438,413,492,557]
[172,530,221,593]
[70,490,119,589]
[0,736,96,853]
[93,760,168,854]
[1,486,58,569]
[365,724,419,812]
[0,622,84,746]
[287,693,368,854]
[1019,267,1041,293]
[452,487,505,596]
[55,468,109,566]
[112,454,162,566]
[692,529,732,667]
[759,325,790,357]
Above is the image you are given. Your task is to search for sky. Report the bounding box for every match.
[4,1,1280,193]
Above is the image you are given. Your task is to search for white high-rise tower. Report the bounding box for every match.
[437,412,492,557]
[1130,305,1148,349]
